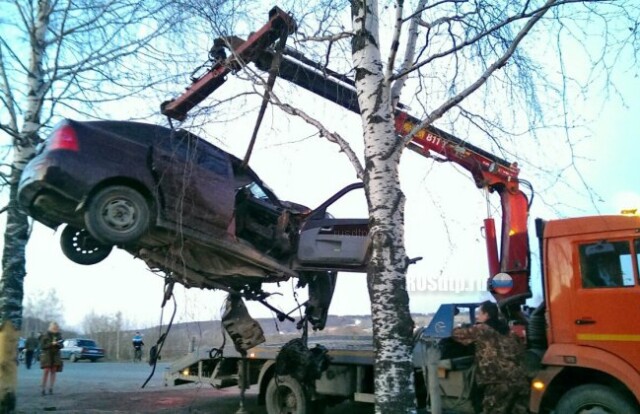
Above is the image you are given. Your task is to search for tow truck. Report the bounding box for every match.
[160,6,640,414]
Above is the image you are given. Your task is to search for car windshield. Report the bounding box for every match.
[77,340,97,347]
[246,182,271,201]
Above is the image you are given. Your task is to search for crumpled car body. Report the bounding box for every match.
[18,119,370,293]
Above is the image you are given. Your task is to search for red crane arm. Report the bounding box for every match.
[160,7,531,305]
[160,7,296,121]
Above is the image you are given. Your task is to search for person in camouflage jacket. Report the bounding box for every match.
[452,301,530,414]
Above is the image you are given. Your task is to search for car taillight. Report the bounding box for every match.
[49,125,79,151]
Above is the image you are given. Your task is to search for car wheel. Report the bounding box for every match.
[555,384,639,414]
[70,354,78,362]
[60,226,113,265]
[85,185,151,245]
[265,375,326,414]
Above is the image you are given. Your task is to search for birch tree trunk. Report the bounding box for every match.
[0,1,50,410]
[351,1,416,412]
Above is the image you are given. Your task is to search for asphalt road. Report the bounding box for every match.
[16,360,265,413]
[15,360,375,413]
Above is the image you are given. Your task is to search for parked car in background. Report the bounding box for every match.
[17,119,370,293]
[60,338,105,362]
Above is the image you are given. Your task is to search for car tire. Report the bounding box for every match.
[85,185,151,245]
[70,354,78,363]
[265,375,326,414]
[60,226,113,265]
[555,384,639,414]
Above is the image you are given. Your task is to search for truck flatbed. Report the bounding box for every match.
[248,335,375,365]
[164,335,376,388]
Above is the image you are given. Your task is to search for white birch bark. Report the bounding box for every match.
[351,1,416,413]
[0,1,50,411]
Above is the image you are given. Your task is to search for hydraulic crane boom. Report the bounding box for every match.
[161,6,531,306]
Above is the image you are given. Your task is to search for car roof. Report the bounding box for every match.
[59,118,282,203]
[59,119,258,174]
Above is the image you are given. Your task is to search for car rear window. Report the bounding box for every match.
[166,133,231,177]
[197,145,230,176]
[77,340,97,347]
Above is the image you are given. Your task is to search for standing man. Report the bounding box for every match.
[24,332,39,369]
[17,337,26,364]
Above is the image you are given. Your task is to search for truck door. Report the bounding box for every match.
[296,183,369,272]
[152,132,235,232]
[573,238,640,369]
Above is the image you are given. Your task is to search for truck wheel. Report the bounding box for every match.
[70,354,78,362]
[265,375,325,414]
[555,384,639,414]
[85,185,150,245]
[60,225,113,265]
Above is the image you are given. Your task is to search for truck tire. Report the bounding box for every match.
[555,384,639,414]
[265,375,325,414]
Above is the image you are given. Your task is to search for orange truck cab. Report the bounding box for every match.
[529,214,640,413]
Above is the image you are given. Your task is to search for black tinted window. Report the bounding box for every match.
[77,340,97,347]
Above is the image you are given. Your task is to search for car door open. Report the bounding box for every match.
[296,183,369,272]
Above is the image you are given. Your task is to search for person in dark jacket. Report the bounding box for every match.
[24,331,39,369]
[452,300,529,414]
[40,322,63,395]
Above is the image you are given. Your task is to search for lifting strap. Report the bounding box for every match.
[241,28,289,168]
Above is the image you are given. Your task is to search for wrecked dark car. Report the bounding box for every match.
[18,120,369,304]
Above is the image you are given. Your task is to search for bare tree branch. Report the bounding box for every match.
[402,0,558,146]
[390,0,427,108]
[296,31,353,43]
[0,44,19,132]
[384,0,405,86]
[393,0,587,81]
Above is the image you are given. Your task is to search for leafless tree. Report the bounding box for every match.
[82,310,125,360]
[178,1,638,412]
[22,288,65,334]
[0,0,199,410]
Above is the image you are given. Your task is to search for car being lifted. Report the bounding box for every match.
[18,119,370,296]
